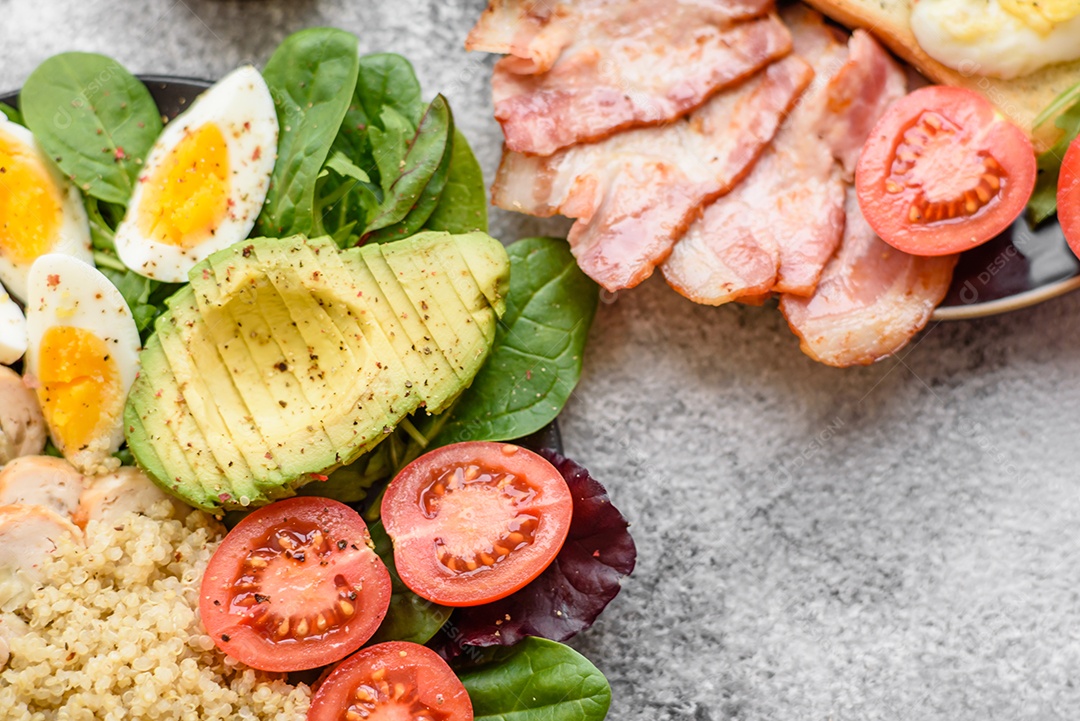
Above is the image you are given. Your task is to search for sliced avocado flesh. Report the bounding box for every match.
[382,235,493,376]
[190,254,340,475]
[245,242,383,450]
[124,344,214,502]
[263,240,412,427]
[340,244,470,415]
[155,295,267,502]
[335,249,451,412]
[354,249,459,377]
[163,288,289,490]
[125,233,509,512]
[438,234,507,346]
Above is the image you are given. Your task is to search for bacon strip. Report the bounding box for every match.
[779,192,957,367]
[469,1,792,155]
[662,8,850,304]
[492,54,814,292]
[467,0,777,74]
[663,11,917,304]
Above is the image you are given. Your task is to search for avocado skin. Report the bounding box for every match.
[125,232,509,512]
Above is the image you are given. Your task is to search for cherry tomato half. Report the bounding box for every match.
[308,641,472,721]
[381,441,573,607]
[856,85,1036,256]
[199,497,391,672]
[1059,135,1080,256]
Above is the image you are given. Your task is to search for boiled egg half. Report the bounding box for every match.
[0,280,26,365]
[0,116,92,301]
[24,254,141,475]
[911,0,1080,79]
[114,65,278,282]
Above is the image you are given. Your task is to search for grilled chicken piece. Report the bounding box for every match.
[72,466,190,528]
[493,52,813,292]
[0,366,46,466]
[0,505,81,612]
[473,5,792,156]
[664,9,893,303]
[0,456,84,517]
[780,192,957,366]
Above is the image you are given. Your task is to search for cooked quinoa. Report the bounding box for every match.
[0,504,311,720]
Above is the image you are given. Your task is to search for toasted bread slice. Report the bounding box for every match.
[799,0,1080,147]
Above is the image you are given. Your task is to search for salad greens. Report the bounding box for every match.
[0,102,22,124]
[458,638,613,721]
[11,26,620,719]
[257,27,361,238]
[425,130,488,234]
[1029,80,1080,225]
[428,237,599,446]
[20,53,162,205]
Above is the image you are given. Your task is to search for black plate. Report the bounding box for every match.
[1,75,563,453]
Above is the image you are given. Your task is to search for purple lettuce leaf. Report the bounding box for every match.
[433,450,636,659]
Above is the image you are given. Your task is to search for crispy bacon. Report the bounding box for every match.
[779,192,957,367]
[469,1,791,155]
[492,54,814,292]
[663,12,912,303]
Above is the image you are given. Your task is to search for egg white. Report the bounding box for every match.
[911,0,1080,79]
[114,65,279,282]
[0,280,26,365]
[24,254,141,474]
[0,117,93,302]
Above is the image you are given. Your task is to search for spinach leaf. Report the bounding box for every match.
[365,119,455,244]
[257,28,360,238]
[20,53,162,205]
[457,638,612,721]
[353,54,424,130]
[434,451,635,653]
[0,103,22,124]
[332,53,423,168]
[424,130,488,234]
[362,95,453,240]
[370,106,415,194]
[429,237,598,446]
[297,428,407,503]
[315,152,381,248]
[1029,98,1080,225]
[368,521,452,645]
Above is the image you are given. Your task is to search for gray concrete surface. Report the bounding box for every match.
[3,1,1080,719]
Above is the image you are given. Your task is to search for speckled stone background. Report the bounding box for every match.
[3,2,1080,719]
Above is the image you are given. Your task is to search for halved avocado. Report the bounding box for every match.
[124,232,509,512]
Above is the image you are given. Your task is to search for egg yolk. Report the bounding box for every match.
[1000,0,1080,33]
[0,130,63,264]
[138,122,230,249]
[36,325,122,453]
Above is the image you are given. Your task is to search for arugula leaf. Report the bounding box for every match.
[1030,99,1080,225]
[457,638,612,721]
[424,130,488,235]
[429,237,598,446]
[368,521,452,645]
[20,53,162,205]
[362,95,453,239]
[433,450,635,652]
[257,27,360,238]
[0,103,22,124]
